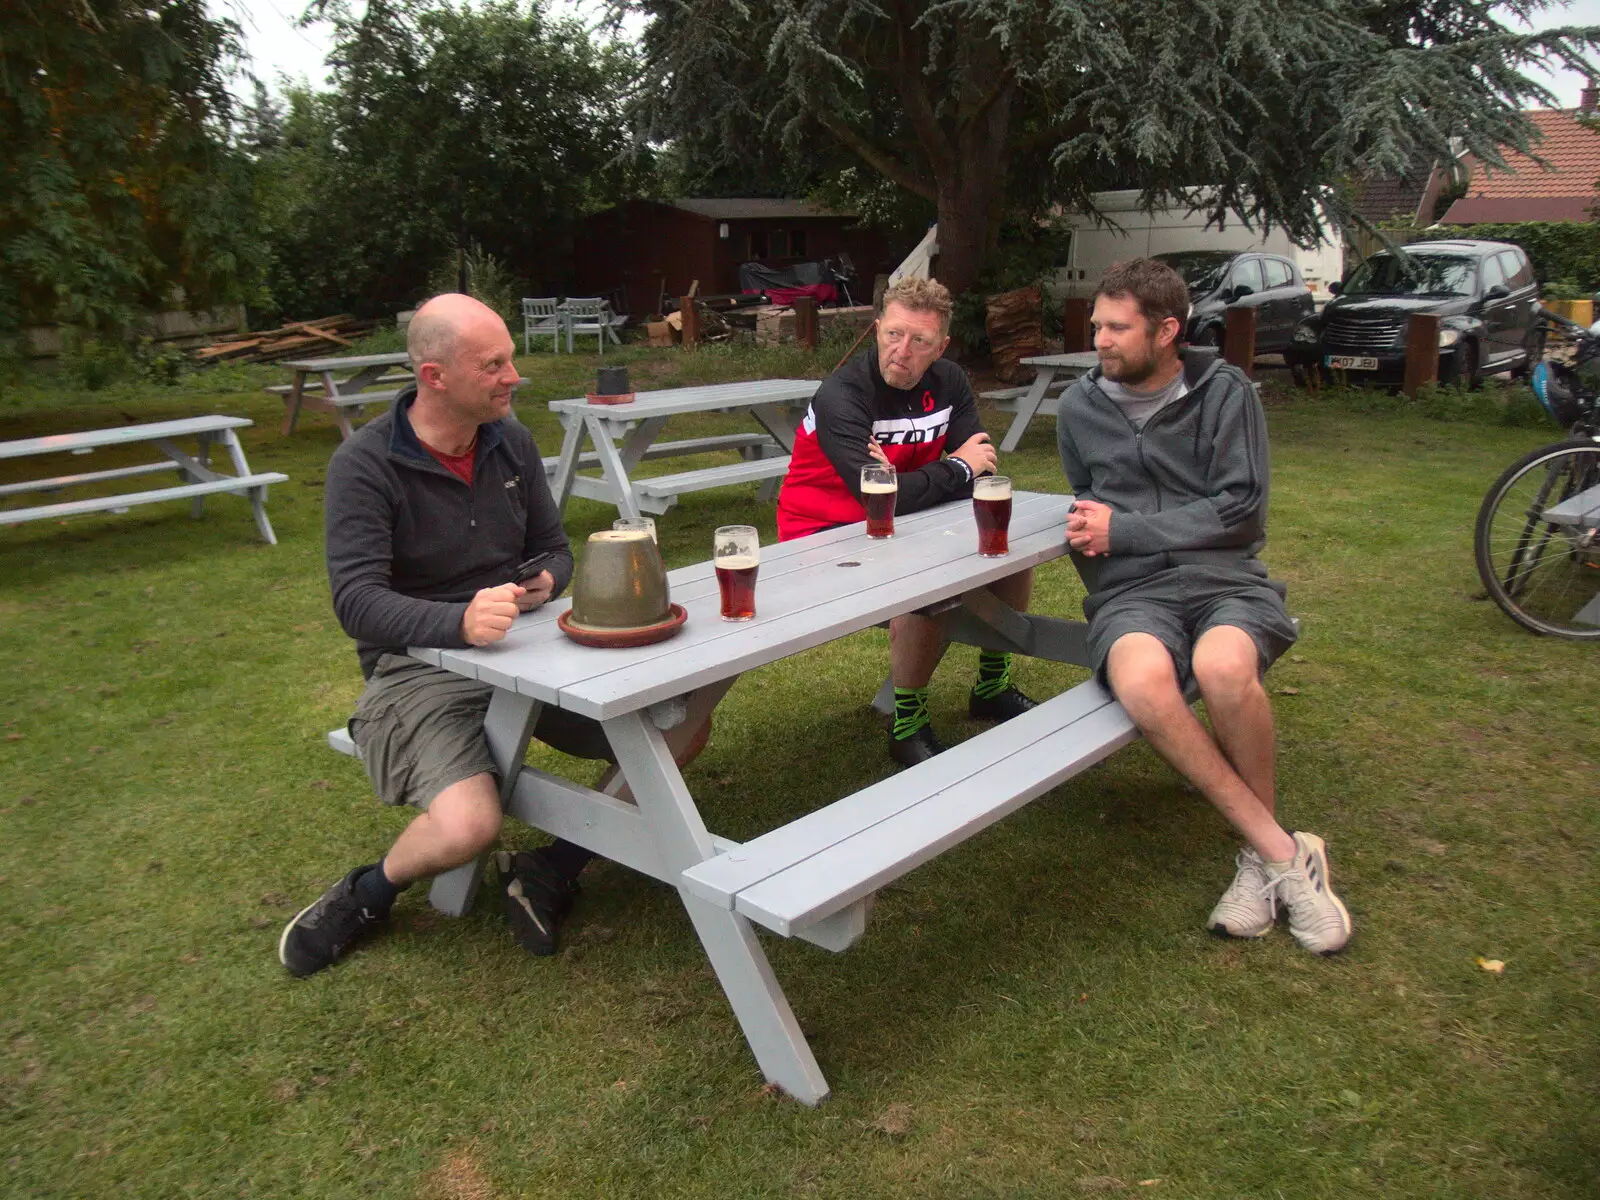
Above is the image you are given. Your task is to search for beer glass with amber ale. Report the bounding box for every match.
[714,525,759,621]
[861,463,897,538]
[973,475,1012,557]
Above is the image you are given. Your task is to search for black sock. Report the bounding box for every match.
[537,839,594,883]
[353,859,406,914]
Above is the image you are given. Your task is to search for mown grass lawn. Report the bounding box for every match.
[1,341,1595,1199]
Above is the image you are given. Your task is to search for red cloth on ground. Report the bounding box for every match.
[767,283,837,307]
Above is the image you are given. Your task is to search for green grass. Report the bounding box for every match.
[1,347,1596,1199]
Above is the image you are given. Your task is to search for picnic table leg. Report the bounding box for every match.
[586,414,645,520]
[320,371,358,440]
[997,367,1057,454]
[548,415,587,515]
[189,433,214,519]
[616,417,669,474]
[219,429,279,545]
[749,403,802,454]
[284,371,308,435]
[603,709,832,1105]
[427,689,541,916]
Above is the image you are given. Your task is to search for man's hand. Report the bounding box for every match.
[866,437,891,466]
[949,431,997,479]
[1065,499,1113,557]
[462,583,524,644]
[514,570,555,612]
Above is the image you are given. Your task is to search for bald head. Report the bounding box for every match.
[407,293,506,372]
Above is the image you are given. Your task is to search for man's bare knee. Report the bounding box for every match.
[1192,629,1262,705]
[1106,634,1183,719]
[988,567,1033,609]
[424,775,503,858]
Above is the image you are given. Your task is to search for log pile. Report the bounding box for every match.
[188,315,379,365]
[985,287,1044,384]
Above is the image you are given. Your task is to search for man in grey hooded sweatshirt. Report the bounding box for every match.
[1057,258,1351,955]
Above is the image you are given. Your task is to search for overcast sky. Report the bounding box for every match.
[222,0,1599,107]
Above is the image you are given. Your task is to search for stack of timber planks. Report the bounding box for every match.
[189,315,379,365]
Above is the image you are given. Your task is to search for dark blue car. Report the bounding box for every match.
[1287,239,1544,387]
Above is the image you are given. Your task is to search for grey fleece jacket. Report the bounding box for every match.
[324,389,574,678]
[1056,350,1271,607]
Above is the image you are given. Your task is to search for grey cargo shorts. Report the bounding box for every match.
[349,654,613,808]
[1084,565,1298,689]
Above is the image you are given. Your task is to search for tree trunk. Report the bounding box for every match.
[932,83,1013,297]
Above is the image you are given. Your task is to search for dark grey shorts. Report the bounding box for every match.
[349,655,613,808]
[1085,566,1297,688]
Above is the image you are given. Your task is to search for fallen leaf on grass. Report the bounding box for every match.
[4,734,21,742]
[1476,956,1506,975]
[1275,686,1300,696]
[1417,839,1448,856]
[867,1101,914,1137]
[1138,1181,1163,1188]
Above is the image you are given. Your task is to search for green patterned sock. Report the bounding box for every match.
[892,686,931,740]
[972,651,1013,699]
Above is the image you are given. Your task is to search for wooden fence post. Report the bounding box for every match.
[1062,297,1093,353]
[1403,314,1439,396]
[1224,307,1257,378]
[679,297,699,349]
[793,295,818,350]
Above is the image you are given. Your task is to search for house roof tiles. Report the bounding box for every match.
[1441,107,1600,222]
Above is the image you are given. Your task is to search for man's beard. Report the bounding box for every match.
[1100,345,1159,386]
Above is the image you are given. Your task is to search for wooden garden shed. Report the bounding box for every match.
[571,198,903,317]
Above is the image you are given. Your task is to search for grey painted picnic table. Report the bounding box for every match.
[546,379,821,520]
[273,352,414,439]
[0,416,288,543]
[994,351,1100,453]
[393,490,1146,1104]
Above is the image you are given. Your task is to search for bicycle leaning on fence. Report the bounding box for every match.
[1473,307,1600,640]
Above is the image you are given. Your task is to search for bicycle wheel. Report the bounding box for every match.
[1474,438,1600,639]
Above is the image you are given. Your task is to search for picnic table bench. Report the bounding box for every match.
[326,491,1150,1103]
[547,380,819,519]
[0,416,288,543]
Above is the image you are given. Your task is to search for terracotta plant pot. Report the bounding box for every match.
[569,529,672,629]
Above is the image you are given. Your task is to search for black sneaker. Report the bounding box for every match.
[279,866,387,978]
[498,850,577,957]
[888,723,945,768]
[968,685,1039,722]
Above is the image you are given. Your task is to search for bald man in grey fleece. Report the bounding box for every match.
[279,294,692,977]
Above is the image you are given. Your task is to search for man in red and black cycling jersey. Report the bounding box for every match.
[777,277,1038,766]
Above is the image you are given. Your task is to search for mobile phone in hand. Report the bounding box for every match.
[513,551,558,584]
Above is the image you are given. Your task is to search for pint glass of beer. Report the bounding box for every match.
[860,463,897,538]
[973,475,1012,557]
[713,525,760,621]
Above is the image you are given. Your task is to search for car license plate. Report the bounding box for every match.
[1325,354,1378,371]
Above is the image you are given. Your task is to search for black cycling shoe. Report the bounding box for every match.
[968,685,1039,723]
[888,723,946,768]
[498,850,577,957]
[279,866,388,978]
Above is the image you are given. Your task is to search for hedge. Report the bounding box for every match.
[1411,221,1600,292]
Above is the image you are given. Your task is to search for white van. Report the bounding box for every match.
[1050,189,1345,302]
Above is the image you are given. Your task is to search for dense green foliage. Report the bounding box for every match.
[0,0,262,334]
[247,0,644,324]
[621,0,1599,296]
[1412,221,1600,291]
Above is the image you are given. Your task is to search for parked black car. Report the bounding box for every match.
[1286,239,1544,388]
[1154,250,1316,355]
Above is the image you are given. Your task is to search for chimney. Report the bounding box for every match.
[1581,83,1598,114]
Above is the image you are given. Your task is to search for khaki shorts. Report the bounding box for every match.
[349,654,613,808]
